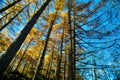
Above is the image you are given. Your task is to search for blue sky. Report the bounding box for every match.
[0,0,120,79]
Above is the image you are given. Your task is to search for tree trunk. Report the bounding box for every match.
[32,12,57,80]
[6,47,23,71]
[73,10,76,80]
[0,11,11,21]
[0,5,28,31]
[47,51,54,79]
[68,0,74,79]
[63,52,66,80]
[46,50,54,77]
[0,0,21,13]
[0,0,51,76]
[15,39,32,71]
[56,29,64,80]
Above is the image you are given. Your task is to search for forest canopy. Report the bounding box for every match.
[0,0,120,80]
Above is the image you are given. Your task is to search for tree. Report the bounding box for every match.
[0,0,120,79]
[0,0,51,76]
[0,5,28,31]
[0,0,21,13]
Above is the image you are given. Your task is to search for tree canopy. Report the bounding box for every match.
[0,0,120,80]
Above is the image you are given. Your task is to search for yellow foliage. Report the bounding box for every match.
[48,12,56,21]
[6,3,23,13]
[25,27,42,43]
[55,0,65,12]
[0,33,11,52]
[52,23,61,31]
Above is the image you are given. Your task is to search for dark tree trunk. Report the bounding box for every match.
[68,0,74,80]
[32,12,57,80]
[0,0,51,76]
[0,5,28,31]
[0,0,21,13]
[15,39,32,71]
[46,50,54,77]
[63,52,66,80]
[6,47,23,71]
[56,29,64,80]
[73,10,76,80]
[47,51,54,79]
[0,11,11,21]
[22,60,28,73]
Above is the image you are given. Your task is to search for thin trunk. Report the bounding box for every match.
[68,0,74,80]
[6,47,23,71]
[45,58,51,77]
[7,54,19,71]
[0,0,51,76]
[15,39,32,71]
[0,5,28,31]
[24,61,31,75]
[64,52,66,80]
[32,12,57,80]
[46,50,54,77]
[73,10,76,80]
[0,11,12,21]
[22,60,28,73]
[93,57,97,80]
[0,0,21,13]
[56,30,64,80]
[47,51,54,80]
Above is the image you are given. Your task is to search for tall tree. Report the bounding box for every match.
[32,12,57,80]
[0,5,28,31]
[0,0,51,76]
[0,0,21,13]
[56,29,64,80]
[32,0,65,79]
[68,0,74,79]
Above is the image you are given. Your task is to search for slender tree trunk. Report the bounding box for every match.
[68,0,74,80]
[64,52,66,80]
[0,0,51,76]
[6,47,23,71]
[73,10,76,80]
[56,29,64,80]
[0,11,12,21]
[93,57,97,80]
[0,5,28,31]
[47,51,54,80]
[45,58,51,77]
[22,60,28,73]
[15,39,32,71]
[7,54,19,71]
[32,12,57,80]
[0,0,21,13]
[46,50,54,77]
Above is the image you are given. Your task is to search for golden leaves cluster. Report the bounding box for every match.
[55,0,65,12]
[0,33,11,52]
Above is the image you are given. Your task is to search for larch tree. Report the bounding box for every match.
[0,0,51,76]
[32,0,65,79]
[0,0,120,80]
[0,0,21,13]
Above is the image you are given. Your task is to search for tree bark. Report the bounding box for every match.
[73,10,76,80]
[0,11,11,21]
[0,0,21,13]
[0,5,28,31]
[68,0,74,80]
[0,0,51,76]
[56,29,64,80]
[15,39,32,71]
[46,50,54,77]
[32,12,57,80]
